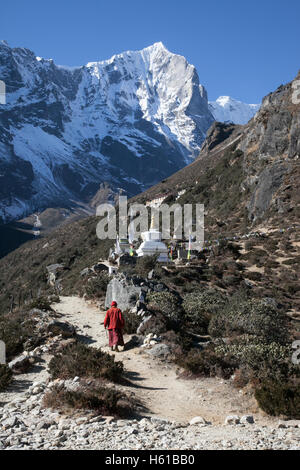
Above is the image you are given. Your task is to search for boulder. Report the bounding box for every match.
[148,269,154,280]
[146,343,171,358]
[136,315,153,335]
[47,321,76,338]
[50,338,76,353]
[225,415,240,425]
[105,276,142,310]
[1,416,20,429]
[80,267,92,277]
[8,354,33,373]
[93,263,109,273]
[240,415,254,424]
[189,416,208,426]
[46,264,65,287]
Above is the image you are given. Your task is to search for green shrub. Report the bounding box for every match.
[222,274,241,286]
[246,271,262,282]
[48,342,124,382]
[28,297,53,311]
[0,318,24,360]
[215,339,293,382]
[139,310,168,336]
[84,272,110,299]
[255,381,300,418]
[123,309,141,334]
[43,381,132,417]
[208,297,289,344]
[147,291,183,324]
[263,239,278,252]
[282,258,299,266]
[162,329,194,354]
[135,255,158,277]
[245,240,256,251]
[0,364,13,391]
[0,312,36,361]
[175,345,238,379]
[182,289,226,334]
[265,260,280,269]
[48,294,60,303]
[285,282,300,295]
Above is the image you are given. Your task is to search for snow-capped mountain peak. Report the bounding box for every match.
[209,96,260,125]
[0,41,214,222]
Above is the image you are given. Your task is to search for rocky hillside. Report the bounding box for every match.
[0,72,299,314]
[131,71,300,235]
[0,68,299,432]
[0,41,215,223]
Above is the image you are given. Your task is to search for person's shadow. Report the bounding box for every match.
[124,335,143,351]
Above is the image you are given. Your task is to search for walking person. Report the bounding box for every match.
[104,301,125,352]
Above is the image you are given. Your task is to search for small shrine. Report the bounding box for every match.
[136,215,169,262]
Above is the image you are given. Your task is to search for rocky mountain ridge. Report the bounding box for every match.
[0,40,262,225]
[0,41,215,223]
[131,70,300,231]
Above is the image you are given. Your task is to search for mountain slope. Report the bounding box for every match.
[209,96,260,124]
[132,71,300,230]
[0,41,214,223]
[0,72,299,321]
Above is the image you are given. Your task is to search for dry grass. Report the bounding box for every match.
[43,379,133,417]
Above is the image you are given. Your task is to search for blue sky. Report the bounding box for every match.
[2,0,300,103]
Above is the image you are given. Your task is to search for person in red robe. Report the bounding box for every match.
[104,301,125,352]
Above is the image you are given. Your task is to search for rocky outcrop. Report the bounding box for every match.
[46,264,65,288]
[134,70,300,228]
[247,162,291,220]
[240,74,300,159]
[199,121,242,156]
[237,73,300,221]
[105,275,143,311]
[105,273,170,310]
[8,353,33,374]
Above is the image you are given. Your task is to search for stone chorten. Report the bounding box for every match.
[136,214,168,262]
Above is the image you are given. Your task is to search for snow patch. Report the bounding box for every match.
[209,96,261,125]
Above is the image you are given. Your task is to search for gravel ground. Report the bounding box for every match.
[0,296,299,451]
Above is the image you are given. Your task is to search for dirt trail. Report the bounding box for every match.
[51,296,274,426]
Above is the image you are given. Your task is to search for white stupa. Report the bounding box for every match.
[136,215,169,262]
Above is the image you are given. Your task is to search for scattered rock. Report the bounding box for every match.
[189,416,208,426]
[8,354,33,373]
[240,415,255,425]
[80,268,93,277]
[146,343,171,358]
[225,415,240,425]
[278,420,300,429]
[47,320,76,338]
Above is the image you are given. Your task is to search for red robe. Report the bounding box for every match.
[104,307,125,347]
